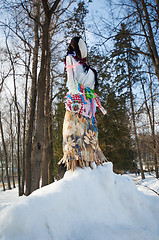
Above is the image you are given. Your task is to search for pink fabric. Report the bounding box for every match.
[65,62,79,71]
[79,84,87,103]
[94,93,107,115]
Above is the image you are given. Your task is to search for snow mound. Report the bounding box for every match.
[0,162,159,240]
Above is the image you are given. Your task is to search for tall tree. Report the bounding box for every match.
[139,65,159,178]
[0,148,6,191]
[65,0,88,40]
[88,47,135,172]
[30,0,61,193]
[0,112,11,190]
[9,103,16,189]
[5,35,22,193]
[0,0,81,194]
[99,89,135,172]
[52,97,66,178]
[25,0,40,196]
[111,23,145,179]
[132,0,159,82]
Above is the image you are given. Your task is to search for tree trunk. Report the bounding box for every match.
[48,79,54,184]
[0,150,6,191]
[126,51,145,179]
[149,75,158,178]
[17,109,22,196]
[140,73,158,178]
[25,1,40,196]
[134,0,159,82]
[129,81,145,179]
[9,104,16,188]
[0,112,11,190]
[141,0,159,81]
[22,50,31,194]
[30,0,61,194]
[31,15,51,192]
[5,34,22,195]
[41,44,51,187]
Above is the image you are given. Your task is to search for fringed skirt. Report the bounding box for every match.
[58,110,107,171]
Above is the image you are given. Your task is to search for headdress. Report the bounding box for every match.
[67,36,87,61]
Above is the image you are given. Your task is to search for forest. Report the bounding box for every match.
[0,0,159,196]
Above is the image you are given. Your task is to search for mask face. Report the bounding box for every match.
[78,38,87,59]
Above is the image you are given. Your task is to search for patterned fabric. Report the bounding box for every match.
[65,84,107,118]
[65,94,92,118]
[58,110,107,171]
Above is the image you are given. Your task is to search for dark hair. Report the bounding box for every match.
[67,36,82,59]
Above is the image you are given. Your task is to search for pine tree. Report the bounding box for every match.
[64,0,88,40]
[111,23,145,178]
[89,47,135,172]
[99,88,136,172]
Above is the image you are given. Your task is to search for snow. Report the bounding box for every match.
[0,187,20,211]
[131,173,159,196]
[0,162,159,240]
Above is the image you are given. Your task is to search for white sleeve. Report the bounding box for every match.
[66,55,79,94]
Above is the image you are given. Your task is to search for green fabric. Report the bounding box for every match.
[85,88,95,100]
[79,83,96,100]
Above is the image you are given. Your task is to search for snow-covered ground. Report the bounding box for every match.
[0,162,159,240]
[130,173,159,196]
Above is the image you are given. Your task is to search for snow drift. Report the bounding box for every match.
[0,162,159,240]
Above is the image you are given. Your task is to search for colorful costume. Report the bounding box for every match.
[58,37,107,171]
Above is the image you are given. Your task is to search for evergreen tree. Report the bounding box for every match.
[52,97,65,178]
[111,23,145,178]
[89,47,135,171]
[100,88,135,172]
[111,23,139,95]
[64,0,88,39]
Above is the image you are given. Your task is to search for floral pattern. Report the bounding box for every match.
[59,110,107,171]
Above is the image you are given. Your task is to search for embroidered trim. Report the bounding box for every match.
[65,84,107,132]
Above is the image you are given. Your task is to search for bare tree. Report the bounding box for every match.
[21,46,32,194]
[0,0,81,195]
[0,112,11,190]
[140,65,159,178]
[5,35,22,195]
[9,103,16,188]
[133,0,159,82]
[128,76,145,179]
[0,48,12,93]
[0,148,6,191]
[25,0,40,196]
[30,0,61,193]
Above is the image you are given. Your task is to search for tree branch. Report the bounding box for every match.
[51,0,61,14]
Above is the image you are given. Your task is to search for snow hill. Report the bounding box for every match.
[0,162,159,240]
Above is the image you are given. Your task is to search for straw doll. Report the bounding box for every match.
[58,37,107,171]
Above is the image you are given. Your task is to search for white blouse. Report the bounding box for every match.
[66,54,95,94]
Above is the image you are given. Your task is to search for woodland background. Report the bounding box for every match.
[0,0,159,196]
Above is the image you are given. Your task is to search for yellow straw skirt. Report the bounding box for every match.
[58,110,107,171]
